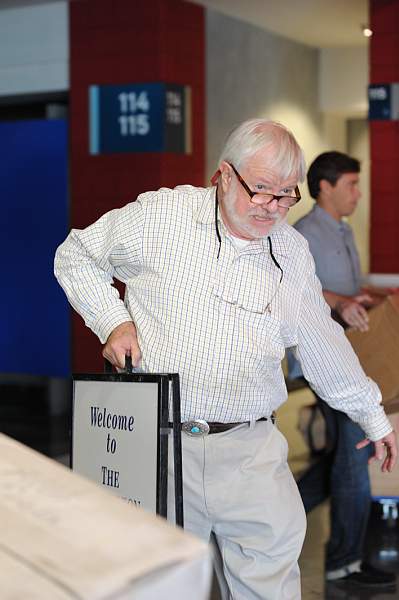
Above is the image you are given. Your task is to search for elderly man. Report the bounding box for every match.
[55,119,396,600]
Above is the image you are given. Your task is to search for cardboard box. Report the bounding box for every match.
[369,412,399,498]
[346,294,399,412]
[348,296,399,496]
[0,434,211,600]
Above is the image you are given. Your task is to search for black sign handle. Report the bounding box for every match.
[103,355,133,374]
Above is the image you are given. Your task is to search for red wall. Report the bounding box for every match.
[369,0,399,272]
[69,0,205,372]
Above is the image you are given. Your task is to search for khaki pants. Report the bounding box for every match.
[168,419,306,600]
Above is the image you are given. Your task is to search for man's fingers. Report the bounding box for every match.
[380,445,395,472]
[102,346,126,369]
[366,433,398,473]
[356,438,370,450]
[347,316,368,331]
[384,438,398,472]
[354,293,373,305]
[354,306,369,329]
[381,455,392,473]
[358,439,385,467]
[357,320,369,332]
[130,342,142,367]
[102,321,141,369]
[342,303,369,331]
[373,440,385,462]
[352,315,368,332]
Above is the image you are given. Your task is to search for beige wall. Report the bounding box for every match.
[206,11,350,225]
[319,47,368,117]
[206,9,322,221]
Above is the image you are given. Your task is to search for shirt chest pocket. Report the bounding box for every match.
[213,253,282,314]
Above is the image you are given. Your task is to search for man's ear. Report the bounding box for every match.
[219,161,232,192]
[319,178,333,196]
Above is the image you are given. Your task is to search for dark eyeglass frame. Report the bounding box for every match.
[229,163,301,207]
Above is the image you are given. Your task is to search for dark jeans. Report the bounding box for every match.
[297,397,373,572]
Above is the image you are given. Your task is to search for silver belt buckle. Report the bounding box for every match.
[182,419,210,437]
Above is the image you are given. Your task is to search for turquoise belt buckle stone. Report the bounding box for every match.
[182,419,210,437]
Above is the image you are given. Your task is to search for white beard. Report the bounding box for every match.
[222,183,286,239]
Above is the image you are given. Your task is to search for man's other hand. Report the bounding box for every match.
[356,431,398,473]
[336,294,371,331]
[102,321,142,370]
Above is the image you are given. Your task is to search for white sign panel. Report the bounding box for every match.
[73,380,159,513]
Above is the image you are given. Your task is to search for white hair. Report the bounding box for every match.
[218,118,306,182]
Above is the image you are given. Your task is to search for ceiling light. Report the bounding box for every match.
[362,25,373,38]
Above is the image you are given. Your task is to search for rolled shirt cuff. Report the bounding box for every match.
[92,305,134,343]
[356,407,393,441]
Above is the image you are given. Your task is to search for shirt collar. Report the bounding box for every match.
[266,225,291,258]
[194,187,217,224]
[225,223,291,258]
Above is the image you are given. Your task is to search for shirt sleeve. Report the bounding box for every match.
[294,253,393,441]
[54,200,144,343]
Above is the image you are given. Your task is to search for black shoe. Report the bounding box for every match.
[329,563,397,590]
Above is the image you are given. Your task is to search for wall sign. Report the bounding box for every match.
[89,82,191,155]
[369,83,399,120]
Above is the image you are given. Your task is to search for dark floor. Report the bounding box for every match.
[1,379,399,599]
[299,500,399,600]
[0,375,71,459]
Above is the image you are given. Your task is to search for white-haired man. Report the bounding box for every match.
[55,119,397,600]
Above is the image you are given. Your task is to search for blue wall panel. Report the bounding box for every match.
[0,119,70,377]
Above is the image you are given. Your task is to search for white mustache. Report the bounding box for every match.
[248,210,279,220]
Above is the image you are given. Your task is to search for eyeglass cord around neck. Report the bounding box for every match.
[214,189,283,284]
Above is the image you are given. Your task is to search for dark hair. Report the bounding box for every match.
[307,151,360,200]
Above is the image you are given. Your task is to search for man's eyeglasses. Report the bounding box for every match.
[229,163,301,208]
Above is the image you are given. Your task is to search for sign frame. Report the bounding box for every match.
[71,369,183,527]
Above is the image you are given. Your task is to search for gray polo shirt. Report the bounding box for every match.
[287,204,362,379]
[294,204,361,296]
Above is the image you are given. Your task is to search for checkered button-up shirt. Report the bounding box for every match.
[55,185,392,441]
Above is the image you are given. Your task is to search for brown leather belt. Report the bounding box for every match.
[170,416,273,436]
[205,417,269,434]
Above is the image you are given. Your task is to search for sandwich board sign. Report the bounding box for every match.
[72,360,183,526]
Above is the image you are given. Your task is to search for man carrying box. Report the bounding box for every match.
[289,151,397,590]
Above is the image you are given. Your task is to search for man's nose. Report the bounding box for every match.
[252,195,279,211]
